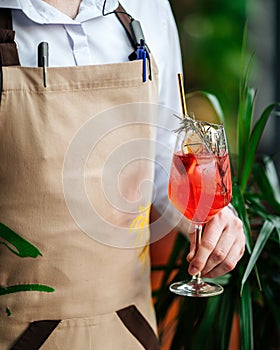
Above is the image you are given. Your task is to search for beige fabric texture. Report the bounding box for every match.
[0,60,159,349]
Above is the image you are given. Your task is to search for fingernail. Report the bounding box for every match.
[189,265,199,276]
[186,253,192,262]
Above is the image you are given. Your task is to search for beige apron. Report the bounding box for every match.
[0,9,160,350]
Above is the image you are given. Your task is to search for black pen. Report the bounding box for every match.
[38,42,49,87]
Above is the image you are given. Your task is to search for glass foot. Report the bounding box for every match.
[169,278,224,297]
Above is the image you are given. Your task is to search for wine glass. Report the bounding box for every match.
[168,118,232,297]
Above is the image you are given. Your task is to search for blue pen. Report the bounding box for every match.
[130,19,151,81]
[137,39,146,82]
[142,47,147,83]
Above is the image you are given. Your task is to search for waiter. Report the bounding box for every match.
[0,1,245,349]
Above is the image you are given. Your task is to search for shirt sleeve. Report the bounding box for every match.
[152,0,192,236]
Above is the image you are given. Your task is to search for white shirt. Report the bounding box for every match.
[0,0,190,233]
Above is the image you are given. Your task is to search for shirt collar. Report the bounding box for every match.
[0,0,21,8]
[0,0,119,24]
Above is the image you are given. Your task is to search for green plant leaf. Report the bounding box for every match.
[232,183,253,253]
[237,50,255,181]
[241,220,275,293]
[240,282,253,350]
[237,87,255,184]
[252,157,280,213]
[190,297,221,349]
[276,225,280,243]
[238,87,255,178]
[239,22,252,102]
[244,193,270,220]
[186,90,225,124]
[170,298,210,350]
[240,104,277,191]
[204,273,231,286]
[232,185,262,292]
[261,156,280,202]
[270,216,280,243]
[0,222,42,258]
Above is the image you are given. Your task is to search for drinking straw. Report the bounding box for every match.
[177,73,187,117]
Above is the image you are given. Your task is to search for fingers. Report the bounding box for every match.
[203,240,245,278]
[188,220,223,276]
[187,206,245,278]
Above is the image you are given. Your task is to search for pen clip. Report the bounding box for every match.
[145,48,152,81]
[38,42,49,88]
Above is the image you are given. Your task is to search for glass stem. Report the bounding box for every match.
[191,224,203,283]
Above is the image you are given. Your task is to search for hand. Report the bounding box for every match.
[186,206,246,278]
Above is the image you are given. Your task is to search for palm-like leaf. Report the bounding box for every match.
[240,282,253,350]
[240,104,277,191]
[0,223,55,299]
[241,220,275,292]
[153,43,280,350]
[0,222,42,258]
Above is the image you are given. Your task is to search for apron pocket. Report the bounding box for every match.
[116,305,161,350]
[8,310,154,350]
[9,320,61,350]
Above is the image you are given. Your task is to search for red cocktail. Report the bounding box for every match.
[169,152,232,224]
[168,120,232,297]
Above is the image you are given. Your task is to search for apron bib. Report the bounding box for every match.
[0,6,160,350]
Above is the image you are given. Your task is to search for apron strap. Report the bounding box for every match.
[117,305,161,350]
[0,8,20,103]
[114,3,136,49]
[10,320,61,350]
[0,7,13,29]
[114,3,152,80]
[0,8,20,66]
